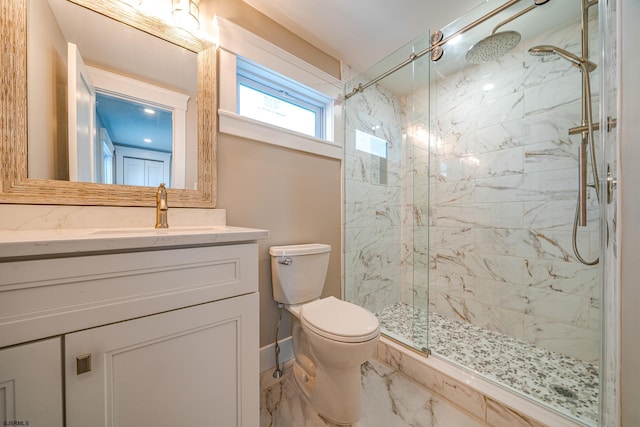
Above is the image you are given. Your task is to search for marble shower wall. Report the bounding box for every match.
[426,13,601,361]
[401,71,432,310]
[600,0,619,423]
[344,81,409,314]
[343,58,429,318]
[344,34,433,320]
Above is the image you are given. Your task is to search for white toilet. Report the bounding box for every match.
[269,243,380,425]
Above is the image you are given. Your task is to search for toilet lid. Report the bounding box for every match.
[300,296,380,343]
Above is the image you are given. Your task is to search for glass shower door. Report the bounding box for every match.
[426,0,601,424]
[344,32,431,354]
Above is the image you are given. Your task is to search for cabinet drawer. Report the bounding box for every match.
[0,243,258,347]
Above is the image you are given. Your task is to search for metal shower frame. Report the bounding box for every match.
[345,0,549,99]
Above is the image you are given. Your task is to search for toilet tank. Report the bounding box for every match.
[269,244,331,305]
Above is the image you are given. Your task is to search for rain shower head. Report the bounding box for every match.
[528,45,597,72]
[465,0,550,64]
[465,30,522,64]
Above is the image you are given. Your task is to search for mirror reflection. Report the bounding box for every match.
[97,93,173,187]
[28,0,198,189]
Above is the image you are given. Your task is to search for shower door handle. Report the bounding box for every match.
[578,141,588,226]
[607,164,617,205]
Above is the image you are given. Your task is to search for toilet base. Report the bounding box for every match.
[292,358,363,425]
[293,363,362,425]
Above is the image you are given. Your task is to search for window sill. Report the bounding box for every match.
[218,110,343,160]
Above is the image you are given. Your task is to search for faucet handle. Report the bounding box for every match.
[156,183,167,199]
[155,183,169,229]
[157,183,168,210]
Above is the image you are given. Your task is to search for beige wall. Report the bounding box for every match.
[27,0,69,180]
[216,134,342,346]
[202,0,341,80]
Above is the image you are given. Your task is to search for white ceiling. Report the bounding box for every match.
[241,0,583,98]
[241,0,484,73]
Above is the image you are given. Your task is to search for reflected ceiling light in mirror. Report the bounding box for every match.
[144,138,152,143]
[172,0,200,32]
[144,108,156,115]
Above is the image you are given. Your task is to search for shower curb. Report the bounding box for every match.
[375,337,587,427]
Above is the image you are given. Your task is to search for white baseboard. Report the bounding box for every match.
[260,337,293,373]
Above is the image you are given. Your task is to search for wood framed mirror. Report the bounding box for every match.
[0,0,217,207]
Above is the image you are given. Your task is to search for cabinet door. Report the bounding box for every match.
[0,338,63,426]
[65,293,259,427]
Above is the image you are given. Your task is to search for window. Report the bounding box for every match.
[236,57,330,139]
[216,17,344,159]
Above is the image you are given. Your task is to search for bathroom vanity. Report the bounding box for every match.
[0,226,268,426]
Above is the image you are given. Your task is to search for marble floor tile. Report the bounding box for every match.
[261,376,333,427]
[260,358,485,427]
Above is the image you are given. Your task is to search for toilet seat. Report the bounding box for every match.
[300,296,380,343]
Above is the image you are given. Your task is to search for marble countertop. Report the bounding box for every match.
[0,226,269,260]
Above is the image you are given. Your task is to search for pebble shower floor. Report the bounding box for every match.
[375,303,599,426]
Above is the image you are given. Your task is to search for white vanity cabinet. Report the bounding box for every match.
[0,231,266,427]
[0,338,64,426]
[66,293,257,426]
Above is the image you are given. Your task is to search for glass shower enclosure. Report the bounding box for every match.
[344,0,603,425]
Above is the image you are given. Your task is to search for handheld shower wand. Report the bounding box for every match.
[529,44,599,265]
[528,45,597,72]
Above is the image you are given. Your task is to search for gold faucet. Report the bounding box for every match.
[155,183,169,229]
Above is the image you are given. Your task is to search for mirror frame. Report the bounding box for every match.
[0,0,217,207]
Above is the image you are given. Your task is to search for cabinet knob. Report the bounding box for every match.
[76,353,92,375]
